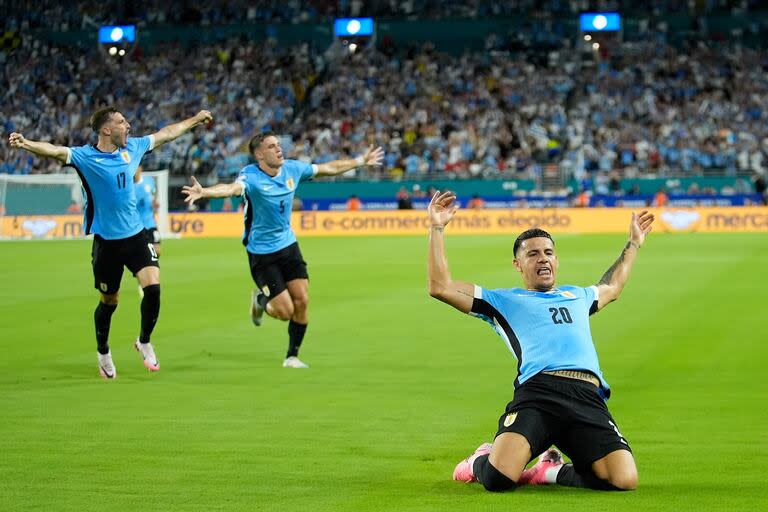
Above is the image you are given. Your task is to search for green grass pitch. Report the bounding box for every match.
[1,233,766,511]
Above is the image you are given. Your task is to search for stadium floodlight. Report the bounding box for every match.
[334,18,374,37]
[98,25,136,44]
[97,25,137,59]
[579,13,621,32]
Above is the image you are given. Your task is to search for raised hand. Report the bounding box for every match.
[630,210,655,247]
[196,110,213,126]
[428,190,459,228]
[362,146,384,166]
[8,132,25,149]
[181,176,204,205]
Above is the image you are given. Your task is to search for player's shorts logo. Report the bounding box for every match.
[120,151,131,163]
[503,412,518,427]
[286,178,295,190]
[262,285,270,297]
[100,282,108,292]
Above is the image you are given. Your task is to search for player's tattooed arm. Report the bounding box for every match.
[595,211,654,311]
[456,287,473,297]
[598,241,632,285]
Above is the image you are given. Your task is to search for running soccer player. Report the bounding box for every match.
[134,165,161,256]
[427,190,654,492]
[182,132,383,369]
[8,106,213,379]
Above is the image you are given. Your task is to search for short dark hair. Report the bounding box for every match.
[248,131,277,155]
[90,106,120,133]
[513,228,554,257]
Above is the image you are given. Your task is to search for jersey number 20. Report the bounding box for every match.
[549,307,573,324]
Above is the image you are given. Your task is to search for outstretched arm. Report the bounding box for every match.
[595,210,655,311]
[182,176,244,206]
[8,133,69,164]
[427,190,476,313]
[151,110,213,148]
[315,146,384,177]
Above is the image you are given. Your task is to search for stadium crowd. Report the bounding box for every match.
[4,1,761,32]
[3,3,768,184]
[1,37,320,176]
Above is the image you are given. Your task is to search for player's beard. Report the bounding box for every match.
[115,131,128,148]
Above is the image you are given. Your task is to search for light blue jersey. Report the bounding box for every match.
[134,176,157,229]
[65,135,154,239]
[236,159,317,254]
[471,284,611,399]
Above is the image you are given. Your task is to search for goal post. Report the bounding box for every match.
[145,170,170,238]
[0,170,171,240]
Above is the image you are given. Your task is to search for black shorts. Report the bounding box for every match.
[91,231,160,294]
[495,373,631,472]
[144,227,161,244]
[247,242,308,299]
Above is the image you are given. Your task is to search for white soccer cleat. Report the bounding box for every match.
[98,351,117,380]
[134,339,160,371]
[250,290,265,326]
[282,356,309,369]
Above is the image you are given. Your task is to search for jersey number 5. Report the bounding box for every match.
[279,200,285,214]
[549,307,573,324]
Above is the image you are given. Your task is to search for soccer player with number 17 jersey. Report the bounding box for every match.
[8,106,212,379]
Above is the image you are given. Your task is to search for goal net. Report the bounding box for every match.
[0,170,170,240]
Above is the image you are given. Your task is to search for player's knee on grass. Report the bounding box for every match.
[474,455,518,493]
[608,468,638,490]
[592,449,637,491]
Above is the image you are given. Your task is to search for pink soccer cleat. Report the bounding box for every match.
[452,443,493,482]
[518,448,564,485]
[134,339,160,371]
